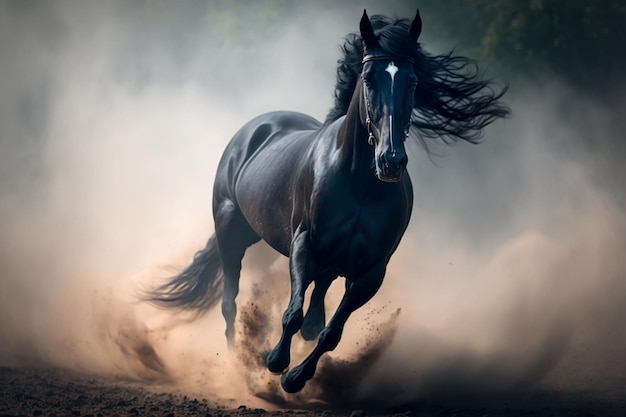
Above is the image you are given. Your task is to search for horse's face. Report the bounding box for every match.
[359,9,421,183]
[361,57,417,182]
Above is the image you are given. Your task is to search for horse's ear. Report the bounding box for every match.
[360,9,378,49]
[409,9,422,41]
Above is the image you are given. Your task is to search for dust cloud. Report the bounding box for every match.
[1,1,625,410]
[355,83,626,406]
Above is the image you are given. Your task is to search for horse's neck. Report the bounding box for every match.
[336,82,375,179]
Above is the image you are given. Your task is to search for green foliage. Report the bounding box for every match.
[419,0,626,92]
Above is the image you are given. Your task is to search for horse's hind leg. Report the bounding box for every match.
[266,226,314,373]
[280,263,386,393]
[301,277,332,341]
[214,200,260,344]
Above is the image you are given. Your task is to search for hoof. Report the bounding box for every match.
[265,348,289,374]
[280,371,306,393]
[280,364,314,393]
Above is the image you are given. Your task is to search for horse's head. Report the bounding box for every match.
[359,9,421,183]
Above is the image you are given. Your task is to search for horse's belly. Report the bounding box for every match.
[235,180,293,256]
[234,149,304,256]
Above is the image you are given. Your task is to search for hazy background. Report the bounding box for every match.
[1,0,625,408]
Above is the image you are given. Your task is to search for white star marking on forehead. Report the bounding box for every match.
[385,61,399,81]
[385,61,399,94]
[385,61,400,153]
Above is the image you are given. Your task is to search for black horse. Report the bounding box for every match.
[146,10,509,393]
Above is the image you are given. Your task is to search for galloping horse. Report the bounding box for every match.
[146,10,508,393]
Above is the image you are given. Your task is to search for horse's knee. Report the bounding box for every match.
[317,326,342,352]
[282,307,303,334]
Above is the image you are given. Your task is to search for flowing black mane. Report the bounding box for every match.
[326,14,509,145]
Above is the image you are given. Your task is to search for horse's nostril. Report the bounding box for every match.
[380,154,389,170]
[385,152,406,170]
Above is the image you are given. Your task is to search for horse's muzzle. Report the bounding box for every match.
[377,152,407,182]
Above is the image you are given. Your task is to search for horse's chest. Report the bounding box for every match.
[310,200,401,276]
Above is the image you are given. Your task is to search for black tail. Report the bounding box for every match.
[143,235,224,314]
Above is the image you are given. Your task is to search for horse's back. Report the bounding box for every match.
[215,111,320,185]
[233,110,320,147]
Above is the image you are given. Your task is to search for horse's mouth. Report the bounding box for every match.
[376,159,406,183]
[377,172,403,183]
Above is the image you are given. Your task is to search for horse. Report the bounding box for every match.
[145,10,509,393]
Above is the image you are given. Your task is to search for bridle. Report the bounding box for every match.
[361,53,415,146]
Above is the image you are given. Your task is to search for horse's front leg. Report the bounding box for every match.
[301,277,332,341]
[266,226,314,373]
[280,263,386,393]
